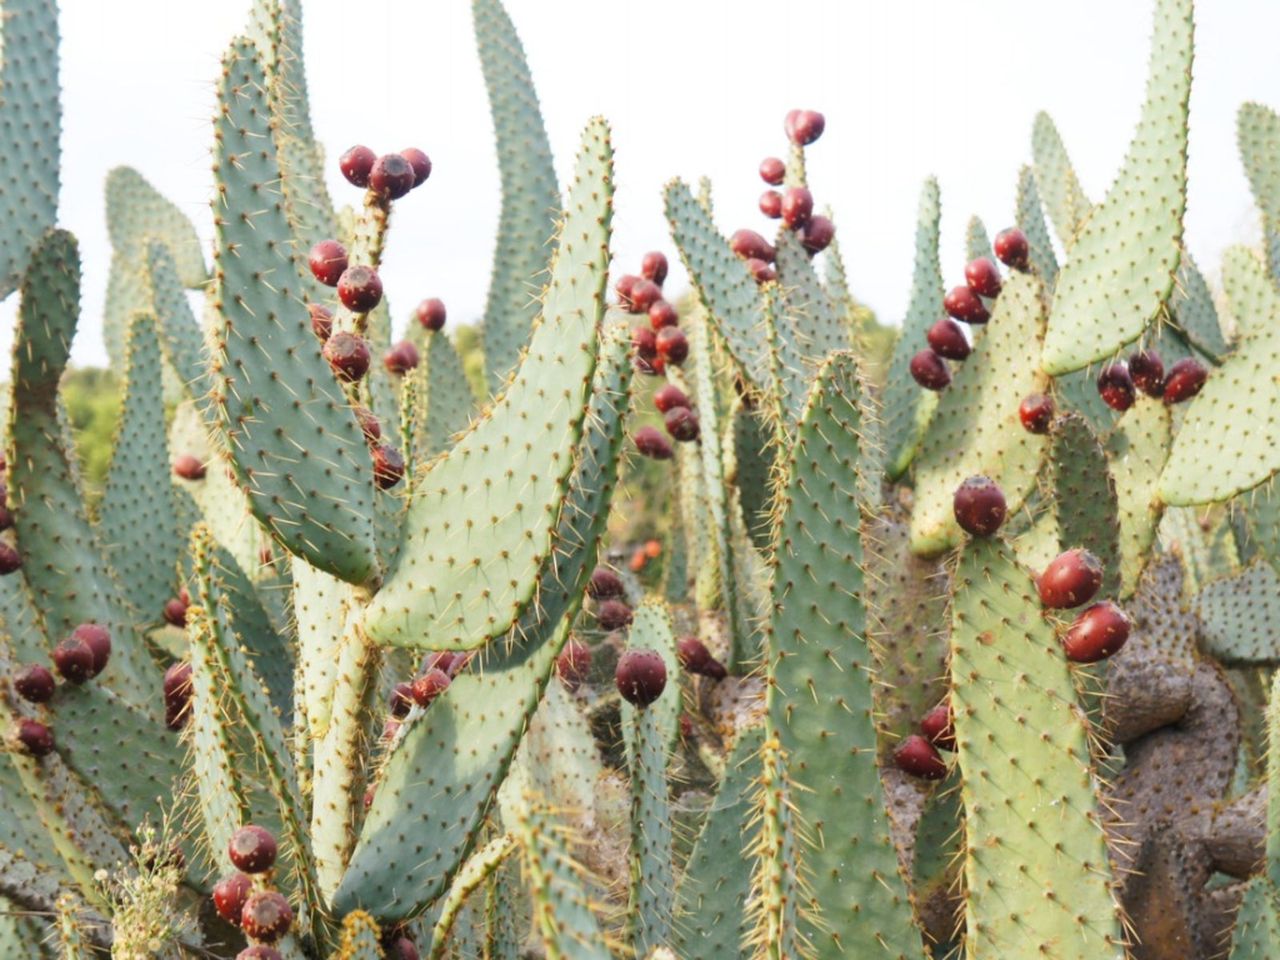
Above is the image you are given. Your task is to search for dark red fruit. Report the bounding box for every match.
[213,872,253,926]
[52,637,95,684]
[73,623,111,676]
[964,257,1002,298]
[953,476,1006,537]
[422,651,458,675]
[785,109,825,146]
[588,567,625,600]
[14,719,54,757]
[926,318,970,361]
[629,279,663,314]
[744,258,776,284]
[615,649,667,707]
[339,145,376,188]
[664,406,700,443]
[308,239,348,287]
[309,303,333,341]
[369,153,416,199]
[759,190,782,219]
[656,327,689,366]
[798,215,835,254]
[240,891,293,943]
[410,668,451,707]
[14,664,55,703]
[399,148,431,187]
[237,948,284,960]
[1018,393,1054,434]
[632,326,658,360]
[336,266,383,313]
[894,734,946,779]
[944,285,990,324]
[383,340,420,376]
[615,274,640,309]
[0,485,12,532]
[653,384,689,413]
[556,640,592,690]
[1038,548,1104,610]
[1062,601,1131,663]
[909,349,950,391]
[648,300,678,331]
[228,824,277,874]
[1128,349,1165,397]
[372,445,405,490]
[729,229,775,263]
[416,298,447,331]
[173,454,206,481]
[920,703,955,751]
[993,227,1030,271]
[1097,363,1135,412]
[0,543,21,575]
[323,332,371,382]
[354,407,381,443]
[780,187,814,229]
[387,937,420,960]
[634,425,673,461]
[597,599,634,632]
[389,682,414,719]
[164,661,193,730]
[1163,358,1207,405]
[383,718,402,741]
[676,635,726,680]
[759,156,786,185]
[641,251,668,286]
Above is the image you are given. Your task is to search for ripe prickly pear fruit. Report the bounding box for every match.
[399,147,431,187]
[628,279,663,314]
[597,599,634,632]
[0,542,21,575]
[656,327,689,366]
[641,251,668,286]
[953,476,1006,537]
[240,891,293,943]
[370,153,416,199]
[926,318,970,361]
[213,872,253,925]
[336,265,383,313]
[227,824,277,874]
[615,274,640,309]
[616,649,667,707]
[729,229,775,263]
[237,947,283,960]
[372,445,406,490]
[893,734,946,780]
[1018,393,1054,434]
[1097,363,1135,412]
[920,702,955,751]
[746,258,777,284]
[416,298,446,331]
[14,719,55,757]
[634,426,674,460]
[387,936,420,960]
[164,661,194,730]
[339,145,376,187]
[1062,601,1131,663]
[588,567,625,600]
[654,384,690,413]
[52,637,95,684]
[944,285,990,324]
[909,349,950,391]
[173,454,206,480]
[388,682,414,719]
[759,190,782,219]
[308,303,333,341]
[72,623,111,677]
[1038,548,1103,609]
[1163,357,1207,405]
[780,187,814,229]
[632,326,658,361]
[383,340,420,375]
[964,257,1002,298]
[410,668,451,707]
[676,635,727,680]
[993,227,1029,271]
[556,640,592,691]
[664,406,700,442]
[759,156,786,185]
[384,718,402,741]
[323,331,372,382]
[308,239,348,287]
[14,664,55,703]
[1128,349,1165,397]
[648,300,678,330]
[798,214,835,253]
[354,407,381,444]
[0,485,12,531]
[785,109,825,146]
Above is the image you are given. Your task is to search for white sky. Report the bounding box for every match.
[5,0,1280,368]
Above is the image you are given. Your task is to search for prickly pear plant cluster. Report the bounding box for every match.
[4,0,1280,958]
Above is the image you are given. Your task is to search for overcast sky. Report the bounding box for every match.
[5,0,1280,368]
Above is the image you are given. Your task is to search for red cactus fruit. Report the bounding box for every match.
[387,937,420,960]
[409,668,451,708]
[1128,349,1165,397]
[629,279,663,314]
[237,947,284,960]
[944,285,990,324]
[370,153,416,199]
[629,548,647,572]
[641,251,669,286]
[308,303,333,341]
[634,426,674,460]
[729,229,775,263]
[173,454,206,481]
[656,327,689,366]
[339,145,376,187]
[780,187,814,229]
[228,824,277,874]
[664,406,700,443]
[1018,393,1054,434]
[308,239,348,287]
[1062,601,1132,663]
[336,265,383,313]
[323,331,371,382]
[964,257,1002,298]
[632,326,658,360]
[598,599,634,632]
[893,734,946,780]
[372,445,406,490]
[384,718,402,741]
[798,215,835,254]
[993,227,1030,271]
[926,318,970,361]
[14,664,55,703]
[354,407,381,444]
[1163,358,1207,405]
[746,258,778,284]
[0,543,21,576]
[953,476,1006,537]
[14,719,55,757]
[615,274,640,309]
[654,384,690,414]
[399,147,431,187]
[1038,548,1104,609]
[759,190,782,219]
[648,300,678,331]
[164,661,193,730]
[588,567,625,600]
[52,637,95,684]
[416,298,447,331]
[213,871,253,926]
[0,485,12,532]
[72,623,111,677]
[383,340,420,376]
[645,539,662,559]
[919,702,955,751]
[1097,363,1135,412]
[388,682,414,719]
[556,639,592,690]
[909,349,951,391]
[422,651,457,675]
[676,635,727,680]
[616,649,667,707]
[240,891,293,943]
[785,109,826,146]
[759,156,786,185]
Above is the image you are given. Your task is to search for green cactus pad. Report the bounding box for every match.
[1051,414,1121,597]
[1230,878,1280,960]
[1015,165,1059,289]
[146,242,212,411]
[774,229,847,361]
[210,40,380,587]
[366,118,612,651]
[1238,102,1280,283]
[1040,0,1192,374]
[104,168,205,287]
[474,0,561,394]
[292,560,350,744]
[334,321,631,921]
[883,178,943,479]
[766,351,924,958]
[1170,251,1227,359]
[0,0,60,300]
[965,214,992,263]
[429,833,518,959]
[750,735,806,960]
[949,537,1125,959]
[99,313,182,623]
[1221,245,1279,341]
[1030,112,1092,249]
[1196,562,1280,666]
[1105,398,1171,596]
[730,396,774,553]
[413,331,476,460]
[909,271,1049,556]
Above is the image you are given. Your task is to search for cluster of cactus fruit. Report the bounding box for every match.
[7,0,1280,957]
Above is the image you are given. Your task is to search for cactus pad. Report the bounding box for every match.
[1031,111,1092,249]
